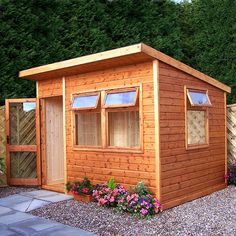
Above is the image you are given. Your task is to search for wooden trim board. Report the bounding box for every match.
[63,77,67,191]
[153,60,161,201]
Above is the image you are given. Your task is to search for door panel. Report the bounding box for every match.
[44,97,64,185]
[6,98,41,185]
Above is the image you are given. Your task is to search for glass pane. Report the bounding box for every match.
[10,102,36,145]
[72,95,98,109]
[188,91,211,106]
[105,91,136,106]
[108,111,140,147]
[75,113,101,146]
[10,152,37,178]
[187,110,206,145]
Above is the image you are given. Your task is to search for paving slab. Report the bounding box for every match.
[0,190,96,235]
[0,195,32,206]
[36,193,73,203]
[26,199,50,212]
[20,190,59,198]
[20,190,73,203]
[8,217,61,235]
[0,211,35,225]
[0,206,13,216]
[0,224,17,236]
[0,190,72,212]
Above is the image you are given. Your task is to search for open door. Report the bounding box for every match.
[5,98,41,186]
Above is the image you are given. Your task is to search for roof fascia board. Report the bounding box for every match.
[19,43,142,78]
[141,43,231,93]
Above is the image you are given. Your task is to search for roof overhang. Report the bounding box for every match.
[19,43,231,93]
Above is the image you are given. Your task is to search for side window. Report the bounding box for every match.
[186,89,211,148]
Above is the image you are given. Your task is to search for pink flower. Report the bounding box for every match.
[82,188,89,194]
[98,198,107,206]
[140,208,148,216]
[110,196,115,202]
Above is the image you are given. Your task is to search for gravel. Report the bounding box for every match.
[29,185,236,236]
[0,186,38,198]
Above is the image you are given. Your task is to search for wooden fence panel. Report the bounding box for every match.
[0,106,6,185]
[227,104,236,165]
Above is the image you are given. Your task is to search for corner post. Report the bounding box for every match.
[62,77,67,191]
[153,60,161,201]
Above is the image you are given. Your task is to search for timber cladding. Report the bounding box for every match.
[159,62,226,209]
[65,62,157,193]
[38,77,62,98]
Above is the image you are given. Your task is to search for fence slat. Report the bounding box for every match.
[227,105,236,165]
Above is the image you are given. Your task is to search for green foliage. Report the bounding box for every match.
[132,181,152,197]
[0,0,235,105]
[107,177,116,190]
[65,181,71,192]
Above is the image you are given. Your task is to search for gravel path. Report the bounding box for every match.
[0,186,38,198]
[30,185,236,236]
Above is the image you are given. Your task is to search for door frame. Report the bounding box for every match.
[5,98,41,185]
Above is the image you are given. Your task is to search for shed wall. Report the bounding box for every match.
[159,61,226,209]
[64,62,157,193]
[38,78,62,98]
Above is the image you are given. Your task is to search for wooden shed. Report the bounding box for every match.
[6,43,230,209]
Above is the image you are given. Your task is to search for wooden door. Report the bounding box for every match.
[44,97,64,185]
[5,99,41,185]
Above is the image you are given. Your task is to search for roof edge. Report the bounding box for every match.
[19,43,143,79]
[140,43,231,93]
[19,42,231,93]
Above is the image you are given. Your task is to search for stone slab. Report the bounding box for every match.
[19,190,73,203]
[0,206,13,216]
[0,211,35,225]
[0,195,32,207]
[20,190,59,198]
[8,217,60,235]
[26,199,50,212]
[37,194,73,203]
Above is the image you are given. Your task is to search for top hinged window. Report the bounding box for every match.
[187,89,212,107]
[104,88,138,108]
[72,93,100,110]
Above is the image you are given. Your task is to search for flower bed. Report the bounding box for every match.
[93,178,161,219]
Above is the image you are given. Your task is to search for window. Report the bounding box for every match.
[186,88,210,149]
[187,89,211,106]
[73,92,101,147]
[108,111,140,147]
[75,112,101,146]
[105,88,140,148]
[187,110,206,145]
[72,93,100,110]
[72,87,141,151]
[104,89,138,107]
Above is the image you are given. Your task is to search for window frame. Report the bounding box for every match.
[186,88,212,107]
[185,87,210,150]
[103,87,139,108]
[71,86,143,153]
[71,92,100,111]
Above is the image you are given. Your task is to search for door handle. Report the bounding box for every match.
[6,135,10,144]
